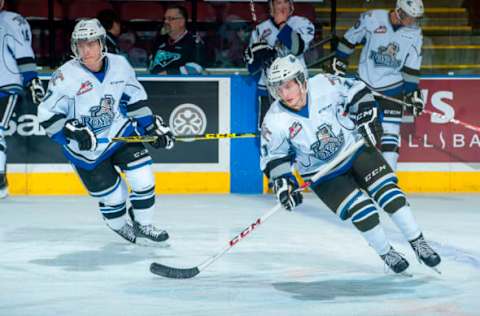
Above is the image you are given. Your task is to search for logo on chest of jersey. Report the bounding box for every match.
[289,121,303,139]
[150,50,181,69]
[374,26,387,33]
[310,123,345,161]
[77,81,93,96]
[81,95,115,134]
[369,42,401,69]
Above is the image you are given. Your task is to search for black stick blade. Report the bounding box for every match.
[150,262,200,279]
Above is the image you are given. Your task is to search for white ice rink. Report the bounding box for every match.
[1,194,479,316]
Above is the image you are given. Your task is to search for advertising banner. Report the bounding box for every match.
[6,76,230,173]
[399,78,480,169]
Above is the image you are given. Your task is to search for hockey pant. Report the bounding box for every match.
[74,143,156,230]
[311,146,420,255]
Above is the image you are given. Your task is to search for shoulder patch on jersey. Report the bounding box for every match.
[288,121,302,139]
[260,28,272,41]
[374,26,387,33]
[77,80,94,96]
[50,70,64,87]
[261,123,272,142]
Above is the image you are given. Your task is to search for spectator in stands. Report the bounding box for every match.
[0,0,45,198]
[244,0,315,130]
[216,20,250,67]
[118,31,148,68]
[149,5,205,75]
[97,9,122,54]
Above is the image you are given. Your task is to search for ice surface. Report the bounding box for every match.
[1,194,479,316]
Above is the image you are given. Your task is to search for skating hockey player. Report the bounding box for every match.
[38,19,175,244]
[331,0,425,171]
[0,0,45,198]
[244,0,315,130]
[261,55,440,273]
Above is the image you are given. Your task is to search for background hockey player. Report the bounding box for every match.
[244,0,314,130]
[0,0,45,198]
[261,55,440,273]
[331,0,425,171]
[38,19,175,244]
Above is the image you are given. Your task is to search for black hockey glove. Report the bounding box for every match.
[356,103,382,147]
[405,89,425,117]
[244,42,277,69]
[63,119,97,151]
[145,115,175,150]
[26,78,45,105]
[272,176,303,211]
[329,56,348,77]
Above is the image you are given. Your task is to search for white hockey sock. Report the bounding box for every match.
[105,215,127,231]
[361,224,391,256]
[389,205,421,241]
[382,152,399,171]
[131,207,154,226]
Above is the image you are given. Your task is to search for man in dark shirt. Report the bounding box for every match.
[149,5,204,74]
[97,9,122,55]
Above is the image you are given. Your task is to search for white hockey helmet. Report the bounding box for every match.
[269,0,294,17]
[396,0,424,18]
[266,54,308,101]
[71,18,107,61]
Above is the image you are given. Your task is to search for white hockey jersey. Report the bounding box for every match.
[250,16,314,90]
[339,10,422,93]
[0,10,37,93]
[261,74,365,180]
[38,53,150,170]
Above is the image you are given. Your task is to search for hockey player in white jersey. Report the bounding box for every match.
[244,0,314,130]
[331,0,425,171]
[262,55,440,273]
[38,19,175,244]
[0,0,45,198]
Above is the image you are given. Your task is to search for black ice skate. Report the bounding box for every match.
[132,221,169,242]
[113,222,137,244]
[381,247,410,275]
[409,233,441,273]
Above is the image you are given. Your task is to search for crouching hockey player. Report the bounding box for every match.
[261,55,440,274]
[38,19,175,244]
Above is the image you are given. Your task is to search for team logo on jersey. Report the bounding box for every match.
[82,95,115,134]
[150,50,181,69]
[77,81,93,96]
[289,121,302,139]
[169,103,207,140]
[310,124,345,161]
[370,42,401,69]
[374,26,387,33]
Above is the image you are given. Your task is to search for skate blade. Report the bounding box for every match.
[136,238,170,248]
[429,266,442,275]
[398,270,413,277]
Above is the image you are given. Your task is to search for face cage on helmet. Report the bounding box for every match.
[267,72,307,101]
[71,36,107,63]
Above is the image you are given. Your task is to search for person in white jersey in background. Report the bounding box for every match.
[244,0,315,131]
[0,0,45,198]
[331,0,425,171]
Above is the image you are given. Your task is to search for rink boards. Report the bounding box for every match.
[6,75,480,194]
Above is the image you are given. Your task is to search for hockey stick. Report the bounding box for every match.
[371,91,480,133]
[97,133,259,144]
[149,139,365,279]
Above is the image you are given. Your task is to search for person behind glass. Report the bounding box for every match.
[149,5,204,75]
[97,9,122,55]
